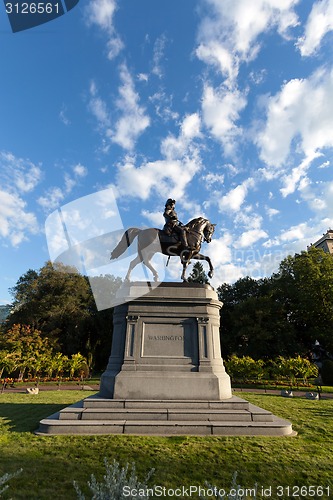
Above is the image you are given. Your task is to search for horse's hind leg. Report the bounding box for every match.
[125,254,142,281]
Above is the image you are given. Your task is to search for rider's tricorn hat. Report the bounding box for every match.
[165,198,176,206]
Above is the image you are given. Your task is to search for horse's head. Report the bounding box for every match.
[203,221,216,243]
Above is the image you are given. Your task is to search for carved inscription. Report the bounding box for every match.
[147,335,184,341]
[142,323,187,357]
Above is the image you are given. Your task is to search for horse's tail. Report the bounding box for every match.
[110,228,141,259]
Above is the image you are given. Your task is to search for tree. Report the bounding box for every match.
[6,262,119,370]
[188,262,209,284]
[217,277,298,359]
[273,247,333,352]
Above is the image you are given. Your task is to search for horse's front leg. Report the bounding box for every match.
[193,253,214,278]
[181,250,192,282]
[181,261,189,282]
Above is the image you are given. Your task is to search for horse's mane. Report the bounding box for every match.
[185,217,208,229]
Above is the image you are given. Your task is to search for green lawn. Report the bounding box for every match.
[0,390,332,499]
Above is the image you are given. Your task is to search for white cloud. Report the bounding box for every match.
[73,163,88,178]
[111,64,150,150]
[0,151,42,193]
[201,85,247,154]
[161,113,201,159]
[111,156,201,201]
[37,163,88,212]
[236,228,268,248]
[201,172,225,189]
[266,206,280,219]
[280,151,322,197]
[257,67,333,167]
[218,178,255,212]
[206,233,233,265]
[85,0,123,60]
[38,187,65,211]
[152,35,167,78]
[141,210,164,227]
[137,73,149,82]
[297,0,333,56]
[59,104,70,126]
[197,0,299,82]
[299,179,333,216]
[0,152,41,246]
[149,91,179,123]
[0,189,39,246]
[88,81,111,128]
[280,222,310,242]
[196,43,238,87]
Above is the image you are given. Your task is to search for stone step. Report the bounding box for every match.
[36,396,293,436]
[59,407,264,422]
[37,415,294,437]
[82,396,250,411]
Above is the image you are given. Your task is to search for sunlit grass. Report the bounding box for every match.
[0,390,332,499]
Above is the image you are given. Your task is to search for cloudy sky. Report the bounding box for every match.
[1,0,333,304]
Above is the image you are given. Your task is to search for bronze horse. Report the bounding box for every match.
[110,217,216,282]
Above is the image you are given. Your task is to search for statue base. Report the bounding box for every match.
[100,282,232,400]
[36,283,295,436]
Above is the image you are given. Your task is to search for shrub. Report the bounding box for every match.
[73,459,155,500]
[0,468,22,495]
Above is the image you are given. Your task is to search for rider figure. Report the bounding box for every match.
[163,198,189,250]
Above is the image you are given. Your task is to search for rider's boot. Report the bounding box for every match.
[180,231,191,251]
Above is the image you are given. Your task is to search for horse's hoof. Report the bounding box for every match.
[208,271,213,278]
[154,275,159,282]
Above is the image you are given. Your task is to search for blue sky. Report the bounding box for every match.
[1,0,333,304]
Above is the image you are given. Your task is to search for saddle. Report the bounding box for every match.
[159,230,180,246]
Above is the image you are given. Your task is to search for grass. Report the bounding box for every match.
[0,390,332,499]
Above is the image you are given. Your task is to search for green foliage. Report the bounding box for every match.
[0,324,89,380]
[5,262,120,371]
[0,324,55,381]
[271,356,318,387]
[273,247,333,352]
[224,355,318,387]
[188,262,209,284]
[218,247,333,359]
[321,359,333,386]
[73,459,155,500]
[224,356,265,383]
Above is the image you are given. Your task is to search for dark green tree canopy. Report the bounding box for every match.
[218,247,333,358]
[188,262,210,284]
[6,262,121,370]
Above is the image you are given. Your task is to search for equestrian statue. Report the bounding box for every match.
[110,198,216,282]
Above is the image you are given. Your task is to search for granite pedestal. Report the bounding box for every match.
[100,282,232,400]
[37,283,295,436]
